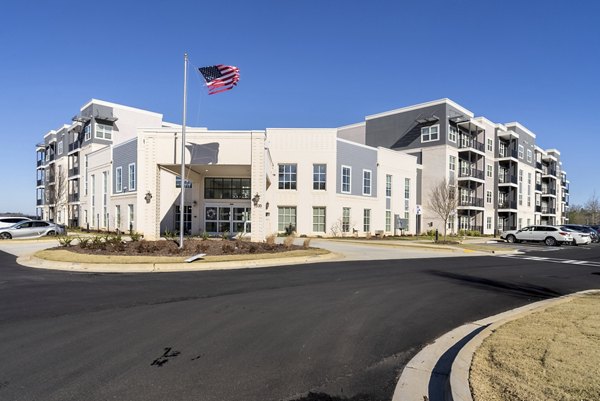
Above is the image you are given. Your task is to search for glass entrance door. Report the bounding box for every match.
[175,205,192,234]
[205,206,251,234]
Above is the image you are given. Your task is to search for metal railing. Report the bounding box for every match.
[68,166,80,177]
[535,205,542,212]
[499,174,517,184]
[69,193,80,202]
[498,200,517,209]
[535,183,542,191]
[458,168,485,180]
[499,149,518,158]
[458,138,485,152]
[541,208,556,214]
[36,199,44,206]
[536,161,542,169]
[542,188,556,196]
[458,197,484,207]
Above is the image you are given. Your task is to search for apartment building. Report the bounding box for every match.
[35,98,568,240]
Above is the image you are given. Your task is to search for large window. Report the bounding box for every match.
[84,125,91,141]
[95,123,113,140]
[518,144,524,159]
[204,178,251,199]
[115,205,121,230]
[487,190,492,203]
[404,178,410,199]
[175,205,192,234]
[362,170,372,196]
[386,210,392,232]
[313,164,326,190]
[421,125,439,143]
[449,155,456,171]
[115,167,123,193]
[363,209,371,232]
[128,163,136,190]
[278,206,297,232]
[448,125,457,143]
[313,207,326,232]
[278,164,297,190]
[386,175,392,197]
[527,149,533,163]
[57,141,63,155]
[342,207,351,232]
[341,166,351,193]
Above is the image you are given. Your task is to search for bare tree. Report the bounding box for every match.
[45,166,68,223]
[584,191,600,224]
[427,178,458,241]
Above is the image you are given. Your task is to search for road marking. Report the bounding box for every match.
[497,254,600,267]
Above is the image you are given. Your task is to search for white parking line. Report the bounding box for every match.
[497,254,600,267]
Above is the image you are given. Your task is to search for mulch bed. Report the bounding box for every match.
[61,238,303,257]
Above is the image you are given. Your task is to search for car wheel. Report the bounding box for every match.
[545,237,557,246]
[506,234,517,243]
[572,239,578,246]
[0,232,12,240]
[46,230,56,236]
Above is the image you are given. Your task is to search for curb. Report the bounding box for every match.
[393,290,600,401]
[16,251,342,273]
[324,238,516,255]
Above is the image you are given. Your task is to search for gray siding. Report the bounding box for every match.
[79,104,116,147]
[337,124,366,145]
[113,139,137,194]
[336,140,377,196]
[511,126,536,169]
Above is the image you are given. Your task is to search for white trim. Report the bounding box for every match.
[448,125,457,143]
[128,163,136,191]
[336,137,378,152]
[505,122,537,139]
[80,99,163,118]
[518,144,524,159]
[362,169,372,196]
[115,166,123,193]
[341,165,352,194]
[366,98,474,120]
[421,124,440,143]
[337,121,365,130]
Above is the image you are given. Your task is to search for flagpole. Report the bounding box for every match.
[179,53,188,248]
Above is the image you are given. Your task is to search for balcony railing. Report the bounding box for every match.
[541,208,556,214]
[458,138,485,152]
[535,205,542,212]
[536,161,542,170]
[542,189,557,196]
[68,142,81,152]
[458,168,484,180]
[535,183,542,191]
[68,166,80,177]
[498,201,517,209]
[36,179,44,186]
[499,149,518,158]
[69,193,80,202]
[499,174,517,184]
[458,197,484,207]
[36,159,44,167]
[47,174,55,183]
[36,199,44,206]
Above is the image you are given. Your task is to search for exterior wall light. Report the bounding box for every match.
[252,193,260,206]
[145,191,153,204]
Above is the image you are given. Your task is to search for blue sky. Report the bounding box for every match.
[1,0,598,214]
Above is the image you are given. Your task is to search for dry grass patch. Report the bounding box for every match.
[470,293,600,401]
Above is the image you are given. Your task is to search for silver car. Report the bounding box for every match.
[0,220,66,239]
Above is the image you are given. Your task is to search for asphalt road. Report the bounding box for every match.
[1,245,599,401]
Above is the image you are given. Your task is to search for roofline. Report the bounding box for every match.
[80,99,163,118]
[338,121,365,130]
[337,137,377,152]
[546,148,561,155]
[43,130,57,138]
[505,122,537,138]
[365,98,474,121]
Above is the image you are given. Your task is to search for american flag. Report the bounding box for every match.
[198,65,240,95]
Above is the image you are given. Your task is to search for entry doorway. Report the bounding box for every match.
[205,205,251,234]
[175,205,192,235]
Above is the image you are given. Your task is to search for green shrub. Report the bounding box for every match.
[130,232,142,242]
[77,237,90,249]
[57,236,73,247]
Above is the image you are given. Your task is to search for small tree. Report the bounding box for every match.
[427,178,458,242]
[45,166,68,223]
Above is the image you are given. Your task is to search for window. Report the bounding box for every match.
[95,123,113,140]
[518,144,524,159]
[115,167,123,193]
[487,217,492,230]
[128,163,136,190]
[449,155,456,171]
[386,175,392,197]
[204,178,251,199]
[176,176,192,188]
[128,204,134,231]
[527,149,532,163]
[363,209,371,232]
[342,207,351,232]
[404,178,410,199]
[278,206,297,232]
[487,138,493,152]
[278,164,297,190]
[313,207,326,232]
[385,210,391,231]
[57,141,63,155]
[486,164,493,178]
[84,125,91,141]
[91,174,95,226]
[341,166,351,193]
[487,190,492,203]
[102,172,108,227]
[362,170,372,196]
[115,205,121,230]
[313,164,326,190]
[448,125,457,143]
[421,125,439,143]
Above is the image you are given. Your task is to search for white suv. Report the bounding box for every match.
[501,225,573,246]
[0,216,31,229]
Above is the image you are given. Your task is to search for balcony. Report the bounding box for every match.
[36,159,44,167]
[36,199,44,206]
[458,197,484,207]
[536,161,542,170]
[498,174,518,185]
[535,205,542,213]
[36,179,44,186]
[458,140,485,153]
[47,174,55,184]
[498,201,517,210]
[458,168,484,180]
[69,193,80,202]
[68,142,81,152]
[542,189,557,196]
[541,208,556,215]
[68,166,80,177]
[535,183,542,191]
[499,149,518,159]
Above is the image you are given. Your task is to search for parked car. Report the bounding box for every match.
[562,224,599,243]
[500,225,573,246]
[0,220,66,239]
[557,226,592,245]
[0,216,31,229]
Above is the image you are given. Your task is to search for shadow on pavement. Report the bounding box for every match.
[428,270,563,299]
